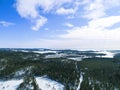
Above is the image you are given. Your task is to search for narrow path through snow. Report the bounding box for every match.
[75,62,83,90]
[77,73,83,90]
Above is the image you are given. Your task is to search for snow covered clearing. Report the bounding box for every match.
[33,51,57,54]
[77,73,83,90]
[36,77,65,90]
[0,77,65,90]
[96,51,115,58]
[45,53,67,58]
[0,79,23,90]
[68,57,82,61]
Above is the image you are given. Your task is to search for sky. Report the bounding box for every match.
[0,0,120,50]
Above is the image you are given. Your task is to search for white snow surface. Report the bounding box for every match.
[77,73,83,90]
[14,69,25,77]
[36,77,65,90]
[0,77,65,90]
[0,79,23,90]
[33,51,57,54]
[45,53,67,58]
[96,51,115,58]
[68,57,82,61]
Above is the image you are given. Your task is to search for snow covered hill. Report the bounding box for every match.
[0,77,65,90]
[36,77,65,90]
[95,50,115,58]
[0,79,23,90]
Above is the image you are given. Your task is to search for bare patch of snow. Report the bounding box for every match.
[77,73,83,90]
[0,79,23,90]
[36,77,65,90]
[0,77,65,90]
[33,51,57,54]
[68,57,82,61]
[45,53,67,58]
[14,69,25,77]
[96,51,115,58]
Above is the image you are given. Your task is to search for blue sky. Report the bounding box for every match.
[0,0,120,50]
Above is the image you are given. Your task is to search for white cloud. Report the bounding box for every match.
[15,0,78,31]
[60,16,120,40]
[83,0,120,20]
[56,7,76,15]
[13,0,120,50]
[60,27,120,40]
[31,16,47,31]
[104,0,120,8]
[83,0,106,19]
[36,0,73,12]
[19,16,120,50]
[0,21,14,27]
[54,0,120,50]
[88,16,120,29]
[15,0,120,31]
[56,1,80,15]
[64,23,74,27]
[16,0,47,31]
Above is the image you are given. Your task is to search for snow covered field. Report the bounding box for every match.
[0,77,65,90]
[36,77,65,90]
[33,51,57,54]
[0,79,23,90]
[68,57,82,61]
[77,73,83,90]
[96,51,115,58]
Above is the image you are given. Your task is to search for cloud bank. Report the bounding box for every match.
[60,16,120,40]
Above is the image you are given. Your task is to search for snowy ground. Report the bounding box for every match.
[32,51,57,54]
[0,77,65,90]
[68,57,82,61]
[96,51,115,58]
[45,53,67,58]
[0,79,23,90]
[77,73,83,90]
[36,77,65,90]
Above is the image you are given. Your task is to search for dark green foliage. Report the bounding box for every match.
[0,50,78,89]
[0,49,120,89]
[17,75,39,90]
[78,58,120,89]
[114,53,120,62]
